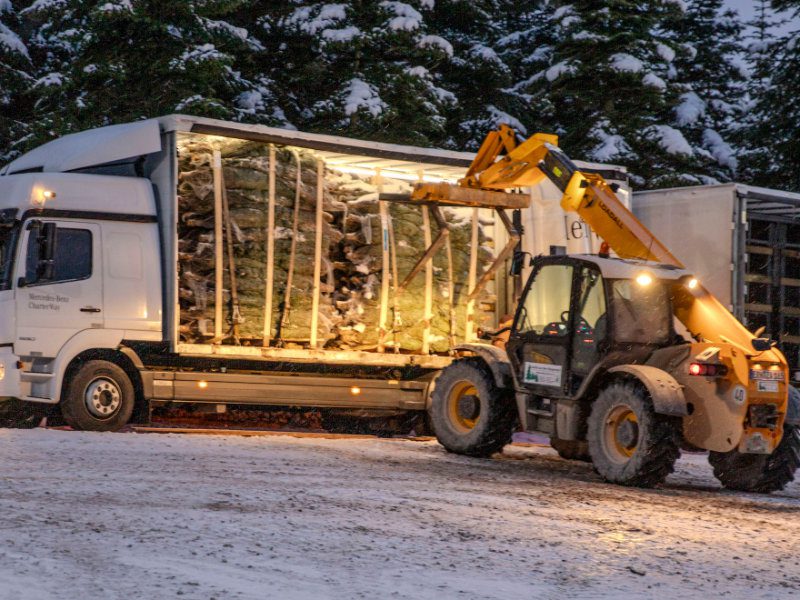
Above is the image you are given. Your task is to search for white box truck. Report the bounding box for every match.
[0,115,625,431]
[632,183,800,382]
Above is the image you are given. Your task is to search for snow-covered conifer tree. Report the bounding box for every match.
[666,0,746,183]
[0,0,34,162]
[424,0,528,149]
[512,0,723,188]
[739,0,797,188]
[20,0,268,147]
[255,1,458,145]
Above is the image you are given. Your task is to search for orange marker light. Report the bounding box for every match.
[198,380,209,389]
[350,386,361,396]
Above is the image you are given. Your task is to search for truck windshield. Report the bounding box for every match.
[0,224,19,291]
[611,279,671,345]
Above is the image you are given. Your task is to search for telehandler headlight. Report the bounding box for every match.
[635,273,653,286]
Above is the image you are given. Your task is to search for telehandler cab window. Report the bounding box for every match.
[516,264,574,337]
[611,279,670,344]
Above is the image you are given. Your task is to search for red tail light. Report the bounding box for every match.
[689,363,727,377]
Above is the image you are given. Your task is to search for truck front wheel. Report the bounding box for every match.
[708,425,800,493]
[430,359,517,457]
[61,360,135,432]
[587,382,681,487]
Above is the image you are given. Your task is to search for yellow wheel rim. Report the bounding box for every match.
[447,381,481,432]
[605,405,639,460]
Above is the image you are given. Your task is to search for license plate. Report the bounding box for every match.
[750,369,784,381]
[757,380,779,393]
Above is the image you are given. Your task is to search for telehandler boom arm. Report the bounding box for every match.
[412,125,785,364]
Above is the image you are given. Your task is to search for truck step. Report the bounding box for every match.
[20,372,54,383]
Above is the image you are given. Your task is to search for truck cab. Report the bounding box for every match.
[0,172,162,427]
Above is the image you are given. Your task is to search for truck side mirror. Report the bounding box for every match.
[19,221,56,287]
[37,222,56,281]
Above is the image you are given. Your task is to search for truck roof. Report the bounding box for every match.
[632,182,800,221]
[1,114,628,183]
[0,172,157,216]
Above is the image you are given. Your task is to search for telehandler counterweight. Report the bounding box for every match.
[421,125,800,491]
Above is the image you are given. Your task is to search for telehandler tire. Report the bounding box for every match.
[61,360,135,432]
[430,359,517,457]
[587,381,681,487]
[708,424,800,493]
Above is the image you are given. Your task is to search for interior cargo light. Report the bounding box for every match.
[689,362,727,377]
[687,278,698,289]
[635,273,653,286]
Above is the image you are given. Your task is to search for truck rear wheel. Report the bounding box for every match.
[708,425,800,493]
[430,359,516,457]
[61,360,135,432]
[587,382,681,487]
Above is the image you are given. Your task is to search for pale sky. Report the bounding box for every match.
[723,0,798,36]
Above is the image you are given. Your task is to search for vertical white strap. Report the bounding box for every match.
[310,159,324,348]
[212,150,223,342]
[263,144,276,345]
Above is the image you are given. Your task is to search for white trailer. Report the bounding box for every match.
[632,183,800,382]
[0,115,624,431]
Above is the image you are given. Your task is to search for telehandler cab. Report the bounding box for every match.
[419,126,800,491]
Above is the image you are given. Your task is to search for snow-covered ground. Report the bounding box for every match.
[1,429,799,599]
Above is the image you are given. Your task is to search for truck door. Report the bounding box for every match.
[507,262,576,397]
[15,220,103,357]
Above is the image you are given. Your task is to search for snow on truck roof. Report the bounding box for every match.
[1,114,627,184]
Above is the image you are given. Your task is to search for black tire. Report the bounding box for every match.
[61,360,135,432]
[708,424,800,493]
[587,381,681,487]
[550,437,592,462]
[429,359,517,457]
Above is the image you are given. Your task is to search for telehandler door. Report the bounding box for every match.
[507,258,609,398]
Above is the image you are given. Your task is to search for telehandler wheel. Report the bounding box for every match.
[587,382,681,487]
[708,425,800,493]
[61,360,135,432]
[430,359,517,457]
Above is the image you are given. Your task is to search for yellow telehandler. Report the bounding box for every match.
[416,126,800,491]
